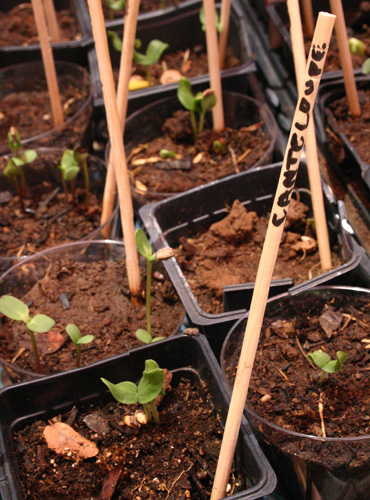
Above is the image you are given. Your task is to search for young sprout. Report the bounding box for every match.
[3,127,38,210]
[348,37,370,74]
[101,359,165,423]
[106,0,125,19]
[66,324,94,368]
[58,149,90,205]
[307,349,347,385]
[135,228,174,344]
[132,39,169,86]
[177,78,217,140]
[199,5,222,33]
[0,295,55,374]
[159,149,176,159]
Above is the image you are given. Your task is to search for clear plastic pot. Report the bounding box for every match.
[0,61,92,155]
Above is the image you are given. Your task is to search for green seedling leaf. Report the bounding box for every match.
[135,228,154,260]
[27,314,55,333]
[348,37,366,56]
[133,39,169,66]
[362,57,370,74]
[159,149,176,159]
[308,349,347,385]
[307,350,330,368]
[20,150,38,164]
[0,295,30,322]
[8,128,21,151]
[10,157,26,167]
[137,360,164,404]
[4,160,19,178]
[322,351,347,373]
[66,323,82,344]
[199,6,222,33]
[136,328,153,344]
[177,77,196,111]
[106,0,125,10]
[108,30,123,52]
[76,335,95,345]
[59,149,80,182]
[151,336,166,342]
[101,378,139,404]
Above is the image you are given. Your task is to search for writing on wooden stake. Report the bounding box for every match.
[272,43,328,228]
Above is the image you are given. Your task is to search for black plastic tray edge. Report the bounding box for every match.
[0,334,276,500]
[88,0,255,113]
[0,0,93,67]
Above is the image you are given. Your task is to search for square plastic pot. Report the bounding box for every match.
[89,1,255,116]
[221,286,370,500]
[0,61,93,155]
[266,0,366,82]
[0,333,276,500]
[139,160,370,359]
[0,0,92,68]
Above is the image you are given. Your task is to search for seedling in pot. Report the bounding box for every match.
[348,37,370,74]
[106,0,125,19]
[58,149,90,206]
[101,359,165,423]
[0,295,55,374]
[199,5,222,33]
[177,78,217,141]
[307,349,347,385]
[135,228,174,344]
[66,324,94,368]
[3,127,37,210]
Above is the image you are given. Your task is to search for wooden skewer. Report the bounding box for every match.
[218,0,231,70]
[203,0,225,131]
[287,0,332,272]
[301,0,315,39]
[42,0,61,43]
[210,12,336,500]
[87,0,141,300]
[329,0,361,116]
[31,0,64,127]
[101,0,141,238]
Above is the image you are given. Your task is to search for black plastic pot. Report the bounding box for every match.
[89,1,255,116]
[0,0,92,68]
[221,286,370,500]
[139,160,370,359]
[0,333,276,499]
[266,0,367,82]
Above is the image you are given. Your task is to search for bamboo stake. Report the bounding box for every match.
[100,0,141,238]
[210,12,336,500]
[87,0,141,300]
[288,0,332,272]
[329,0,361,116]
[42,0,61,42]
[203,0,225,130]
[301,0,314,39]
[31,0,64,127]
[218,0,231,70]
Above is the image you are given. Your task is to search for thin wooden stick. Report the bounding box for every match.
[210,12,336,500]
[87,0,141,300]
[301,0,315,39]
[203,0,224,131]
[288,0,332,272]
[101,0,141,238]
[329,0,361,116]
[42,0,61,42]
[31,0,64,127]
[218,0,231,70]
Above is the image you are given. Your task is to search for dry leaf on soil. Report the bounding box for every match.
[43,421,99,461]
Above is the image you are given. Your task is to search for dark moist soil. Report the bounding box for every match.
[174,199,342,314]
[102,0,190,20]
[222,290,370,469]
[0,152,103,259]
[0,82,90,152]
[128,111,271,201]
[13,375,241,500]
[0,3,81,46]
[0,257,184,375]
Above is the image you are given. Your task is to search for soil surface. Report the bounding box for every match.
[0,151,104,259]
[222,289,370,469]
[13,374,241,500]
[128,111,271,204]
[174,199,342,314]
[0,257,184,377]
[0,3,81,46]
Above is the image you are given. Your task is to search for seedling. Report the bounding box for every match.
[0,295,55,374]
[199,5,222,33]
[58,149,90,205]
[101,359,165,423]
[307,349,347,385]
[66,324,94,368]
[348,37,370,74]
[106,0,125,19]
[133,39,169,86]
[177,78,217,140]
[3,127,37,210]
[159,149,176,159]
